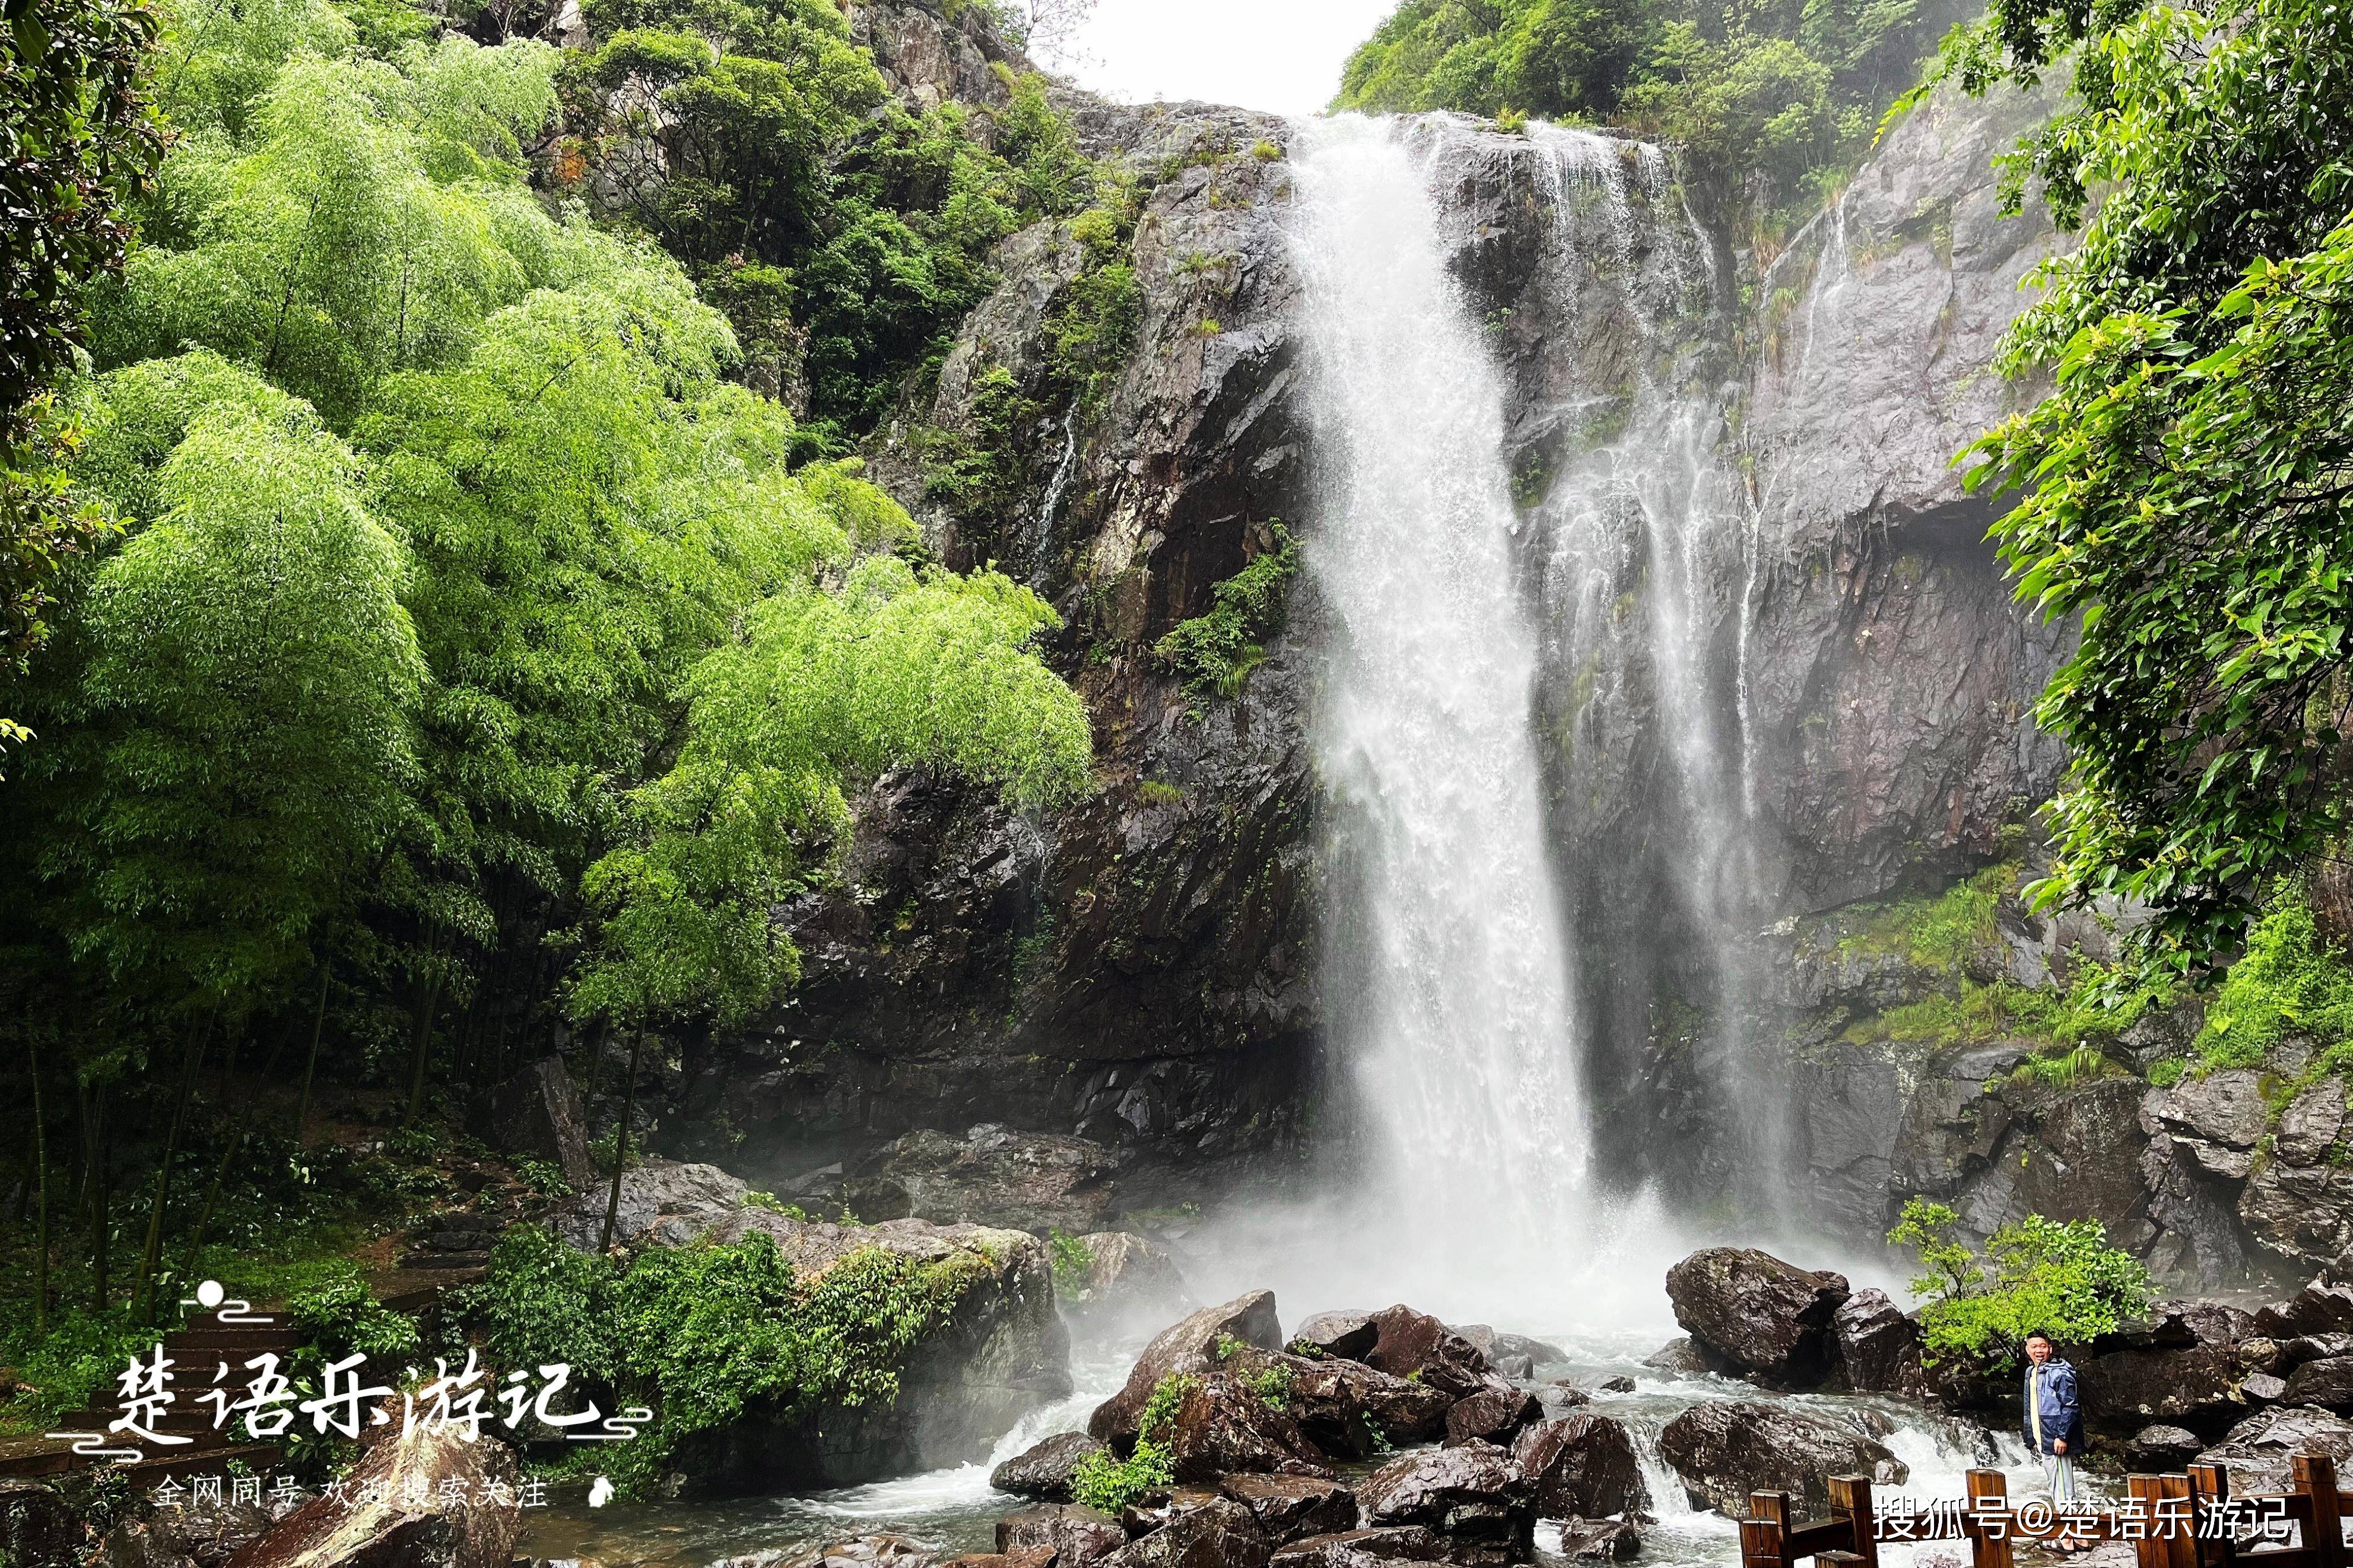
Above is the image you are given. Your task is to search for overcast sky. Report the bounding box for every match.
[1056,0,1403,119]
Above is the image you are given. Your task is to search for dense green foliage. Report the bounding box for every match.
[1333,0,1970,208]
[1,0,1096,1334]
[1833,863,2169,1068]
[459,1225,985,1496]
[1890,1198,2156,1370]
[1936,0,2353,974]
[1070,1372,1190,1512]
[554,0,1097,442]
[1155,527,1298,696]
[0,0,165,755]
[2187,887,2353,1074]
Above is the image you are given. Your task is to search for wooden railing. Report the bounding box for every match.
[1738,1456,2352,1568]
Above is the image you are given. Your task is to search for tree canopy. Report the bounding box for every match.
[3,0,1094,1080]
[1938,0,2353,972]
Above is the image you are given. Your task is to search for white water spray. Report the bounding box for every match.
[1288,116,1601,1315]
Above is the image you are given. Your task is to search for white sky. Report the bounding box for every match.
[1057,0,1404,119]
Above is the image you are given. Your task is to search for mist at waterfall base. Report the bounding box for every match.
[523,113,2053,1568]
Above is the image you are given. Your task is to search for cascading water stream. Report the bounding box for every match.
[1287,116,1597,1315]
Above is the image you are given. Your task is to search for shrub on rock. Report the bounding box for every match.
[1092,1293,1285,1445]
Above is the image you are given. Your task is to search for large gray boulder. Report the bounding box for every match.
[1091,1292,1285,1445]
[1664,1249,1850,1388]
[555,1159,1071,1490]
[1,1481,88,1568]
[992,1432,1109,1502]
[1657,1401,1906,1517]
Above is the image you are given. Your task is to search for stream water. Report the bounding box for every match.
[523,1315,2047,1568]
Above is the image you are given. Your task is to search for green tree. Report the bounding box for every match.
[24,397,422,1010]
[1889,1198,2156,1370]
[1936,0,2353,972]
[1,0,166,759]
[571,550,1092,1029]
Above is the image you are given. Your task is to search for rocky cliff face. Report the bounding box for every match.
[684,8,2123,1246]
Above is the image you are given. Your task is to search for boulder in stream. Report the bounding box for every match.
[1444,1386,1541,1449]
[1092,1293,1285,1446]
[94,1497,271,1568]
[1556,1521,1641,1562]
[1656,1400,1906,1518]
[2196,1405,2353,1494]
[1663,1249,1850,1389]
[1166,1374,1334,1483]
[1217,1476,1359,1544]
[998,1506,1128,1568]
[1510,1416,1647,1522]
[1270,1529,1445,1568]
[1224,1347,1453,1456]
[1353,1440,1533,1563]
[1830,1289,1924,1395]
[1097,1496,1271,1568]
[994,1433,1110,1502]
[2282,1356,2353,1410]
[1290,1314,1379,1363]
[1360,1307,1491,1400]
[2256,1277,2353,1340]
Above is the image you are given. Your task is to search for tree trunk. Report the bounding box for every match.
[296,965,329,1146]
[31,1037,49,1336]
[88,1083,110,1312]
[403,941,446,1128]
[599,1030,645,1252]
[178,1024,293,1283]
[135,1016,212,1324]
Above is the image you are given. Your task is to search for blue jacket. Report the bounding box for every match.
[2023,1359,2085,1455]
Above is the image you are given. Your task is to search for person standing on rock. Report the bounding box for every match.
[2024,1331,2085,1538]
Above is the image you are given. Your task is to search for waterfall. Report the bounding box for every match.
[1289,116,1599,1312]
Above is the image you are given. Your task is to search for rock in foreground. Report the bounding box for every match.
[1510,1416,1647,1521]
[1354,1441,1533,1564]
[1091,1292,1285,1445]
[228,1420,517,1568]
[1657,1401,1904,1517]
[554,1159,1071,1490]
[993,1432,1110,1502]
